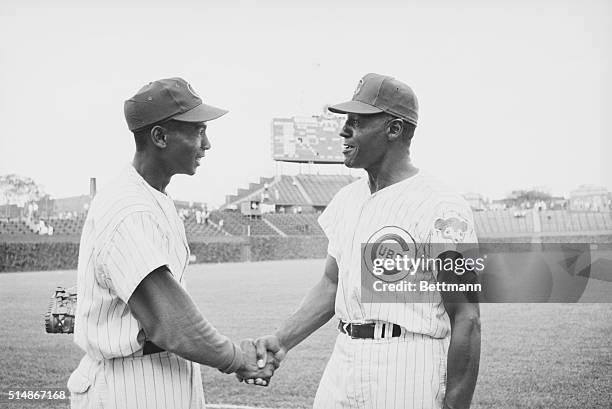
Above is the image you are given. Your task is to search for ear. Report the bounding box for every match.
[150,125,168,149]
[386,118,404,142]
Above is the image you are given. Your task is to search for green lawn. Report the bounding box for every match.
[0,259,610,408]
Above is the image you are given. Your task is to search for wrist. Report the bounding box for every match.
[273,331,290,354]
[218,342,244,374]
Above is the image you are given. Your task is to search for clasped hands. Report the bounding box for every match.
[235,335,286,387]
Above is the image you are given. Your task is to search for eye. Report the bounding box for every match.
[349,118,359,127]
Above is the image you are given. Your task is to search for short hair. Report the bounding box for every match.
[401,120,416,143]
[381,113,416,144]
[132,119,182,152]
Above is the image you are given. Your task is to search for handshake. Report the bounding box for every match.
[234,335,286,387]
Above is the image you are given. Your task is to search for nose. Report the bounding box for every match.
[201,135,211,151]
[339,122,351,139]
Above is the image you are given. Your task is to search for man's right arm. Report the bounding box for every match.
[255,254,339,365]
[128,266,275,380]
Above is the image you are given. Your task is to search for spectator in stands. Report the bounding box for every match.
[27,203,34,220]
[204,210,210,224]
[195,209,202,224]
[47,225,54,236]
[218,218,224,231]
[38,219,47,235]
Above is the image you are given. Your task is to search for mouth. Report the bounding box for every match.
[195,156,204,166]
[342,143,356,155]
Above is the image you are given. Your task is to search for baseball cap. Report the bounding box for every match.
[124,77,228,131]
[328,73,418,126]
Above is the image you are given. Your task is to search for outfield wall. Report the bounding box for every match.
[1,234,611,272]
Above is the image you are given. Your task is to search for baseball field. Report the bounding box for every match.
[1,259,610,409]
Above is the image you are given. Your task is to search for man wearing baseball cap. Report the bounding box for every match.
[68,78,277,409]
[255,73,481,409]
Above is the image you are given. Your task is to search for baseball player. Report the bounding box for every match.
[252,73,481,409]
[68,77,276,409]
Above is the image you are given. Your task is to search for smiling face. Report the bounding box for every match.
[163,120,210,176]
[340,113,391,170]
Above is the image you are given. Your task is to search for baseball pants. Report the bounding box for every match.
[313,326,449,409]
[68,351,205,409]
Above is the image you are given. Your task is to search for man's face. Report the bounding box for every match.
[164,121,210,176]
[340,113,389,170]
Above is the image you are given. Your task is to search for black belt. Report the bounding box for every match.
[143,341,165,355]
[338,320,402,339]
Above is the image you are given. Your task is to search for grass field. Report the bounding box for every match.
[0,259,611,409]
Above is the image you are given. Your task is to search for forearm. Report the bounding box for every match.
[275,276,336,352]
[444,315,481,409]
[150,301,244,373]
[129,267,243,374]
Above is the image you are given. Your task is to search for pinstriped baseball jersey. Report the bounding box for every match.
[318,170,478,339]
[68,165,204,408]
[316,170,477,408]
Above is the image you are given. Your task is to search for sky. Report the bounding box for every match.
[1,0,611,207]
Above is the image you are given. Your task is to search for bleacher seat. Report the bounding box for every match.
[296,174,357,206]
[264,213,324,236]
[209,211,279,236]
[272,176,308,206]
[182,214,225,238]
[0,220,32,235]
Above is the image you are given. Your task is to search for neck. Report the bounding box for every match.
[132,152,171,193]
[366,150,417,193]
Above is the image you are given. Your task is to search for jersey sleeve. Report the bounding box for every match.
[318,189,344,260]
[98,211,170,303]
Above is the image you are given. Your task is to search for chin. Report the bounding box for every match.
[344,160,362,169]
[179,167,197,176]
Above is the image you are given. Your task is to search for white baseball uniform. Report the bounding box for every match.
[315,170,477,409]
[68,165,205,409]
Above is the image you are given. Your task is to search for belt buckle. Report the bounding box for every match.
[342,322,352,337]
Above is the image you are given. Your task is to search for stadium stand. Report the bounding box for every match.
[223,174,358,209]
[296,174,357,206]
[264,213,324,236]
[225,176,275,206]
[271,176,309,206]
[472,210,534,237]
[44,217,86,236]
[3,209,612,240]
[4,170,612,242]
[539,210,612,233]
[182,214,226,238]
[209,211,279,236]
[0,219,32,235]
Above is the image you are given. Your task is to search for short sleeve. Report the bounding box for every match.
[318,191,343,260]
[98,212,170,303]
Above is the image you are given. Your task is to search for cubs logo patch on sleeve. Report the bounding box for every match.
[434,214,469,244]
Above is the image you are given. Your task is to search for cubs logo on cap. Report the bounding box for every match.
[353,78,364,96]
[186,82,200,99]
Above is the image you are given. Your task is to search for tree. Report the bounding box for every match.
[0,174,46,206]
